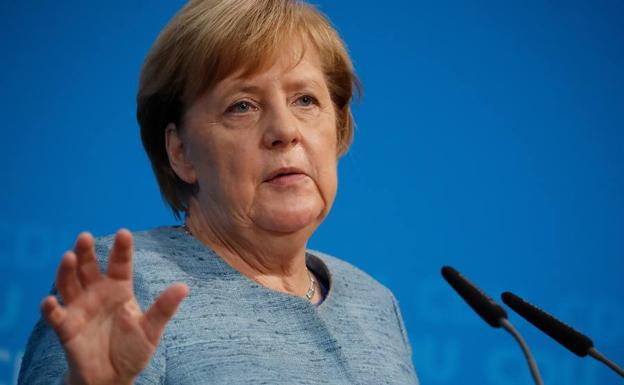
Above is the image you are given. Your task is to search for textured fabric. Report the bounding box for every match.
[18,227,419,385]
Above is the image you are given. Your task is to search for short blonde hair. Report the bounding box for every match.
[137,0,360,219]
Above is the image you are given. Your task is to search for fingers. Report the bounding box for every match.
[56,252,82,304]
[142,283,189,345]
[40,295,73,342]
[41,295,67,328]
[107,229,134,281]
[73,232,102,287]
[41,295,85,344]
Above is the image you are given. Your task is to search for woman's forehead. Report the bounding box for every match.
[209,42,325,93]
[227,37,319,79]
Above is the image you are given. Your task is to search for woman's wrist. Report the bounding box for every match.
[63,371,135,385]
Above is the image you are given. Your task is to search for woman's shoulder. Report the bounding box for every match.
[92,226,211,304]
[93,225,188,252]
[93,226,208,265]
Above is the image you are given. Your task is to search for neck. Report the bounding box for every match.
[184,198,321,302]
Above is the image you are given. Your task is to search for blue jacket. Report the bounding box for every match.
[18,226,418,385]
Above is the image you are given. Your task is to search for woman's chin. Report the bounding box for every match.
[251,203,324,234]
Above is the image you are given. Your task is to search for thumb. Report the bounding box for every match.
[141,283,189,345]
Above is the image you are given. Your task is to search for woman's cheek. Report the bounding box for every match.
[319,160,338,209]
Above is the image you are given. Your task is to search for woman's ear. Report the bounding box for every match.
[165,123,197,184]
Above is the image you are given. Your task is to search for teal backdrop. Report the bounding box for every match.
[1,1,622,384]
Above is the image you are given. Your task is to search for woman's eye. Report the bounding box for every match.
[226,101,254,114]
[296,95,317,107]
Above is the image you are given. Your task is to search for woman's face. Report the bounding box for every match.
[175,45,338,236]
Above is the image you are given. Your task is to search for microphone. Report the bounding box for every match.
[441,266,544,385]
[502,291,624,378]
[441,266,507,327]
[501,291,592,355]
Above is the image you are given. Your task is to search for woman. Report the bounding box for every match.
[18,1,418,384]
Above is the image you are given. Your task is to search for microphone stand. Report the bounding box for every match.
[500,318,544,385]
[588,347,624,378]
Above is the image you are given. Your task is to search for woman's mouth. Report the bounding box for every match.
[265,167,308,186]
[267,172,307,185]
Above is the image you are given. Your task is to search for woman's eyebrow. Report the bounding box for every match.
[219,83,264,96]
[283,77,324,92]
[218,78,324,98]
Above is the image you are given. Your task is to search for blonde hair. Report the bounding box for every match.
[137,0,360,219]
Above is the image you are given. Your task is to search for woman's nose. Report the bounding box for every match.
[261,104,301,150]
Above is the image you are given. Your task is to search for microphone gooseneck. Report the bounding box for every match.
[441,266,544,385]
[502,291,624,378]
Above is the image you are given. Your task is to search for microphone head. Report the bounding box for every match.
[441,266,507,328]
[501,291,594,357]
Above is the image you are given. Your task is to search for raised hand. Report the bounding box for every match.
[40,229,189,385]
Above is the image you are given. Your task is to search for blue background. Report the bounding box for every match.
[1,1,622,384]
